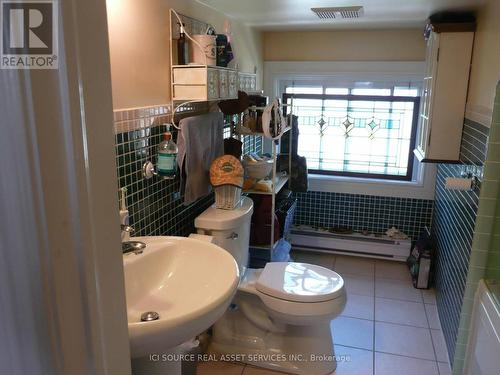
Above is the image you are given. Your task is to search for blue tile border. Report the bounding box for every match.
[293,191,433,240]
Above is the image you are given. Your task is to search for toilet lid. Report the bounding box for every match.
[256,262,344,303]
[195,197,253,230]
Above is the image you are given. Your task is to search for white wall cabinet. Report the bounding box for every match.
[414,30,474,162]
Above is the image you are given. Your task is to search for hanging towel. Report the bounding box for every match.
[177,112,224,205]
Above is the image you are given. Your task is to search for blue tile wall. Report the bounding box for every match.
[293,191,434,240]
[242,134,263,155]
[114,108,213,237]
[432,118,489,364]
[114,106,262,237]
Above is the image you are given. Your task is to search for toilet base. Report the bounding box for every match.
[208,294,338,375]
[209,340,337,375]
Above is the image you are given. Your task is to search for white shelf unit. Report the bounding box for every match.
[168,10,257,104]
[237,102,294,256]
[171,65,238,102]
[414,29,474,162]
[238,72,257,93]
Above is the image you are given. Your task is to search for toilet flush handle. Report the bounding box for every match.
[226,232,238,240]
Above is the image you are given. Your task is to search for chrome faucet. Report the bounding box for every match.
[121,224,135,234]
[121,224,146,255]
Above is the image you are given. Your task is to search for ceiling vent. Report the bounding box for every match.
[311,6,364,19]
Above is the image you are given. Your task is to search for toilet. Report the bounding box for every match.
[195,197,346,375]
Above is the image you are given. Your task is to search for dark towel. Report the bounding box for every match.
[177,112,224,204]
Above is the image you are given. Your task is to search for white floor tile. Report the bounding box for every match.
[335,256,375,276]
[425,304,441,330]
[375,321,435,360]
[197,360,245,375]
[342,293,375,320]
[438,362,451,375]
[375,298,428,328]
[342,273,375,297]
[422,288,437,304]
[331,316,374,350]
[242,365,284,375]
[375,278,422,302]
[291,250,335,269]
[333,345,373,375]
[375,352,439,375]
[431,329,449,363]
[375,260,412,281]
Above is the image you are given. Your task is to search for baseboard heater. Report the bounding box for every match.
[290,226,411,262]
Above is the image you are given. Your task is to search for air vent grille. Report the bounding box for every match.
[311,6,364,19]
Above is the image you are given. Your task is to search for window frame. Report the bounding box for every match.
[283,92,420,181]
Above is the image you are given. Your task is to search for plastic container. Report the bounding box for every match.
[214,185,242,210]
[243,159,274,179]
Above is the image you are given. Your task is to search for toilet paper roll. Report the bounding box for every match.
[445,177,472,190]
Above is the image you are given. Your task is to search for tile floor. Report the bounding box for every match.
[197,251,451,375]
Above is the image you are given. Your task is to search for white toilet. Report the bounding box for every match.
[195,197,346,375]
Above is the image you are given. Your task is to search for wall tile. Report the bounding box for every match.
[432,118,489,366]
[293,191,433,240]
[114,106,262,237]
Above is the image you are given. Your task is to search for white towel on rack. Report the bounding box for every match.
[177,112,224,205]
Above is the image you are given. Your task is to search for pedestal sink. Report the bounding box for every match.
[123,236,239,374]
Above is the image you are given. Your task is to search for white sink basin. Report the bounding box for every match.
[123,236,239,358]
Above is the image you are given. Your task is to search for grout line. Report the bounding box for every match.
[374,349,441,364]
[374,320,434,331]
[373,319,431,330]
[424,295,439,363]
[375,296,425,304]
[372,258,376,375]
[342,303,438,330]
[336,343,373,352]
[437,362,443,375]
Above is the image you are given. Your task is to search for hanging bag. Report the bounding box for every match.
[261,98,287,140]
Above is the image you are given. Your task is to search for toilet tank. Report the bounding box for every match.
[195,197,253,277]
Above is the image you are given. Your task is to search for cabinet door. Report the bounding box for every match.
[425,32,439,126]
[418,77,432,154]
[238,74,244,91]
[207,68,219,99]
[228,70,238,98]
[249,75,256,91]
[218,69,229,99]
[416,32,440,158]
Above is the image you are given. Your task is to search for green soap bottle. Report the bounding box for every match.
[157,126,178,179]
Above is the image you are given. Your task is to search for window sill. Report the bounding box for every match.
[307,166,437,200]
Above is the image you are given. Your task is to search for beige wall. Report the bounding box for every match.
[106,0,263,109]
[466,0,500,119]
[263,29,426,62]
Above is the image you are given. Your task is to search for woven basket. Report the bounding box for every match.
[214,185,242,210]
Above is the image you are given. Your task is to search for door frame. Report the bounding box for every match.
[0,0,131,374]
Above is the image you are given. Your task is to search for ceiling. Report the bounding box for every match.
[196,0,484,30]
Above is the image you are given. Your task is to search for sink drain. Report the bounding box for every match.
[140,311,160,322]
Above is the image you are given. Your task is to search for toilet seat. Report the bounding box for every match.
[256,262,344,303]
[238,263,346,323]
